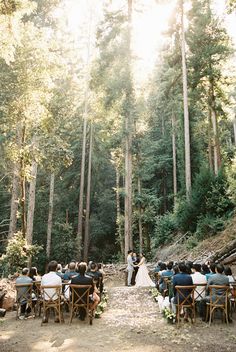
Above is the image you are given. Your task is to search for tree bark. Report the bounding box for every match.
[8,162,20,239]
[137,176,143,255]
[208,107,213,170]
[171,113,177,201]
[46,172,55,260]
[77,9,92,260]
[233,117,236,146]
[20,124,26,237]
[124,0,133,257]
[115,163,124,257]
[181,0,191,198]
[26,159,38,246]
[83,124,93,262]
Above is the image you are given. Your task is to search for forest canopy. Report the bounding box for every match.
[0,0,236,274]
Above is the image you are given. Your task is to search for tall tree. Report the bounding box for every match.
[180,0,191,196]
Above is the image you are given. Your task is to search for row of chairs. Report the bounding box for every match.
[172,284,233,327]
[15,283,95,325]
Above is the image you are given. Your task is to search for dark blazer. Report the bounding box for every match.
[173,272,193,304]
[71,274,94,296]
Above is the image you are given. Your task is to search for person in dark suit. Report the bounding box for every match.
[71,262,99,320]
[171,262,193,320]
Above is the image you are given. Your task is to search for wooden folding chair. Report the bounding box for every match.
[162,276,173,298]
[40,285,64,324]
[206,285,230,325]
[15,283,35,319]
[175,285,196,327]
[33,281,42,317]
[230,283,236,314]
[69,284,94,325]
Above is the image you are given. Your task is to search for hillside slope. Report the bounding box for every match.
[155,215,236,264]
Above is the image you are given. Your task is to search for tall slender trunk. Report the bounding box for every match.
[26,159,38,246]
[20,124,26,237]
[8,162,20,239]
[137,176,143,255]
[171,113,177,202]
[83,124,93,262]
[124,0,133,257]
[77,10,92,260]
[209,82,221,174]
[66,209,69,225]
[161,115,167,212]
[208,107,213,170]
[233,118,236,146]
[115,165,124,257]
[46,172,55,260]
[181,0,191,198]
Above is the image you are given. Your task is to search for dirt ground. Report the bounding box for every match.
[0,281,236,352]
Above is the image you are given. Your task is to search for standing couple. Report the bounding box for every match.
[127,250,155,287]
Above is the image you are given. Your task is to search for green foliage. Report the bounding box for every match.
[152,212,177,247]
[176,168,233,233]
[195,215,225,240]
[226,157,236,204]
[50,223,77,265]
[0,232,42,275]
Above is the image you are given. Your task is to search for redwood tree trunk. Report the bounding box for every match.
[83,124,93,262]
[26,159,38,245]
[172,113,177,201]
[124,0,133,257]
[8,162,20,239]
[181,0,191,198]
[46,172,55,260]
[20,124,26,237]
[233,118,236,146]
[77,11,92,260]
[137,176,143,254]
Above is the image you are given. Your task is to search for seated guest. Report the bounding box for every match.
[199,263,230,321]
[201,264,210,276]
[224,266,235,284]
[56,263,64,279]
[16,268,33,319]
[63,262,78,280]
[71,262,100,320]
[171,262,193,319]
[205,262,216,281]
[159,262,173,293]
[185,261,193,275]
[41,260,62,323]
[29,267,41,281]
[191,263,207,301]
[87,262,103,290]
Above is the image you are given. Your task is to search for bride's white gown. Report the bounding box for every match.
[135,258,155,287]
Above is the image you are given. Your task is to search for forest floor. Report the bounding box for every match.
[0,279,236,352]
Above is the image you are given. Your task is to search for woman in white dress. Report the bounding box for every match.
[135,253,155,287]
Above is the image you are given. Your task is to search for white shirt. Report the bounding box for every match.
[41,271,62,300]
[191,271,207,300]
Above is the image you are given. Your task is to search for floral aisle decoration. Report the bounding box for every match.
[162,307,176,324]
[95,289,108,318]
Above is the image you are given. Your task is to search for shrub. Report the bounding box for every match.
[0,232,42,276]
[195,215,225,241]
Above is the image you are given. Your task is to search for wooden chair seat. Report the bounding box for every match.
[69,284,94,325]
[15,283,35,319]
[40,285,64,324]
[206,285,230,325]
[175,285,196,327]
